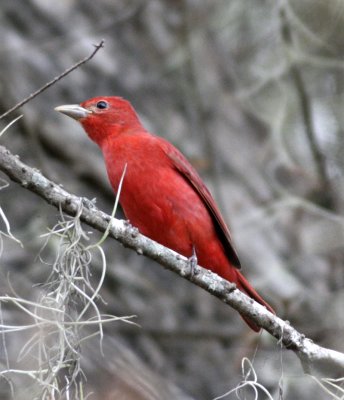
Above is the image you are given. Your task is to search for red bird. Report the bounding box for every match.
[55,96,274,331]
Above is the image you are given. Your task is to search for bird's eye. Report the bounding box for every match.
[96,100,108,109]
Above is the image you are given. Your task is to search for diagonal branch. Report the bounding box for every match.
[0,144,343,375]
[0,40,105,120]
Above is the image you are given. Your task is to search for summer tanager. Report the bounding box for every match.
[55,96,274,331]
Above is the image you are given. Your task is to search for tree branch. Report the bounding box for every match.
[0,144,343,374]
[0,40,105,120]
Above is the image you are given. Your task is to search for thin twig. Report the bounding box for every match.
[0,114,23,137]
[279,6,334,209]
[0,40,105,120]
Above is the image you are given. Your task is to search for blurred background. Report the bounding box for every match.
[1,0,344,399]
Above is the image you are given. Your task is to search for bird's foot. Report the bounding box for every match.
[81,197,97,210]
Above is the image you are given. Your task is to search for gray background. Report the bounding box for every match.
[0,1,343,399]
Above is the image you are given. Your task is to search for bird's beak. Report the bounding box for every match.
[54,104,91,120]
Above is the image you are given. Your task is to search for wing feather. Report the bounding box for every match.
[164,143,241,269]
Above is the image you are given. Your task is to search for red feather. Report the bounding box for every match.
[57,96,274,331]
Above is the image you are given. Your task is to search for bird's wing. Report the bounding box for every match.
[163,142,241,269]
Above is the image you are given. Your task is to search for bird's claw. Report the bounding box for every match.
[82,197,97,210]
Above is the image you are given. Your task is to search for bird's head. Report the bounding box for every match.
[55,96,142,147]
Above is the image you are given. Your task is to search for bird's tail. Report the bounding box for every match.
[235,270,274,332]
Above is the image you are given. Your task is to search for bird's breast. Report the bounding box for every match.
[102,137,195,254]
[101,135,227,266]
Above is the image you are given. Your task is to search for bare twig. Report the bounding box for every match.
[0,144,344,375]
[0,40,105,120]
[0,114,23,137]
[279,5,334,209]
